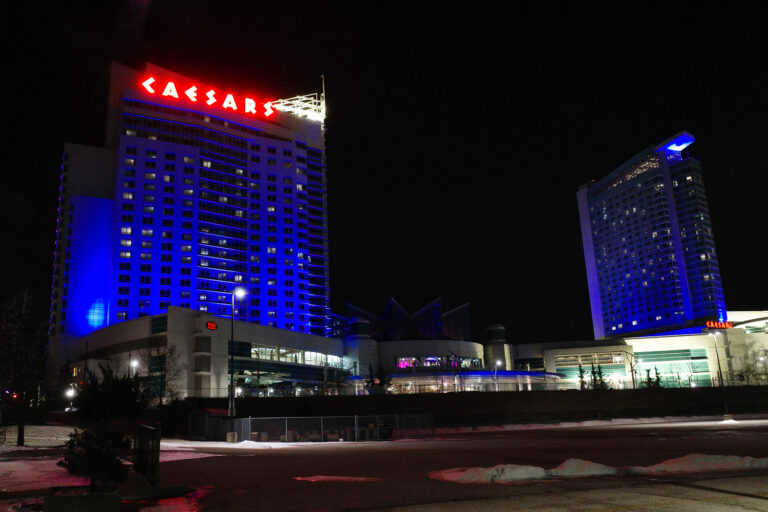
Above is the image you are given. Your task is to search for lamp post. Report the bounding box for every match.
[65,387,76,411]
[229,287,247,418]
[494,360,502,392]
[613,351,637,389]
[710,330,730,417]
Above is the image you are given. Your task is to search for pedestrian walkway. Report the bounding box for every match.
[372,474,768,511]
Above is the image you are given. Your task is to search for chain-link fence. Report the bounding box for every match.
[0,425,77,447]
[232,414,433,443]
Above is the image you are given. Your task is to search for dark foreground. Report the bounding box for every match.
[158,418,768,511]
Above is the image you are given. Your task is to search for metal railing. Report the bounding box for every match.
[232,414,434,443]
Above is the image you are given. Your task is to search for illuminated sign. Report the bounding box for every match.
[706,321,732,329]
[140,75,275,119]
[206,321,218,330]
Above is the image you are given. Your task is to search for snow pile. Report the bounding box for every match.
[431,415,737,435]
[294,475,382,482]
[429,464,548,483]
[160,439,303,451]
[159,451,221,463]
[430,454,768,484]
[627,454,768,475]
[548,458,618,478]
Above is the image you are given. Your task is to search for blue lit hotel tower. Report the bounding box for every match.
[50,63,330,361]
[577,132,726,339]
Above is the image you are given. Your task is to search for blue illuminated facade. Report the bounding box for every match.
[50,63,330,362]
[577,131,726,339]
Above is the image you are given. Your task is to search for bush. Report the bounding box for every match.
[58,426,132,489]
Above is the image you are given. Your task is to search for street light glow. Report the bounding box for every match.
[130,359,138,368]
[65,388,75,398]
[496,360,502,367]
[234,287,247,299]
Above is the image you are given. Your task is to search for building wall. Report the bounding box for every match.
[377,339,484,373]
[51,63,331,366]
[577,132,726,339]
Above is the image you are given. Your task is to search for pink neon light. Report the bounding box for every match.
[222,93,237,110]
[162,81,179,98]
[185,86,198,102]
[138,74,277,119]
[141,77,156,93]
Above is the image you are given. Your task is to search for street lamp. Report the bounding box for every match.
[709,330,730,417]
[494,360,502,392]
[65,387,76,411]
[613,350,637,389]
[229,287,247,418]
[130,359,138,376]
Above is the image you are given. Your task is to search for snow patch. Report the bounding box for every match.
[161,439,288,450]
[429,454,768,484]
[548,458,618,478]
[429,464,548,483]
[294,475,382,482]
[627,454,768,475]
[0,459,89,492]
[431,415,751,435]
[159,451,221,463]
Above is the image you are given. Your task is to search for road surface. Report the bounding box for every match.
[157,418,768,511]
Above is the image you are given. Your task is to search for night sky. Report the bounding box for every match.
[4,1,767,342]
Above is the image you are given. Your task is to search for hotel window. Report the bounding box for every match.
[145,172,155,180]
[120,251,131,259]
[120,239,132,247]
[121,226,132,235]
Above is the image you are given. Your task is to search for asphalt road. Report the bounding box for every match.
[158,418,768,511]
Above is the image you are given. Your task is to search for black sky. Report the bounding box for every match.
[4,1,767,341]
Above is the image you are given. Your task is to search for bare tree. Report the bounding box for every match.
[139,343,185,405]
[0,290,48,446]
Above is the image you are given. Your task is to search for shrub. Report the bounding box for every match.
[58,426,132,489]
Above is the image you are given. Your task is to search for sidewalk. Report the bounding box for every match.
[370,474,768,512]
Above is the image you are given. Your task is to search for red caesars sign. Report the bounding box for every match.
[140,75,276,119]
[706,321,733,329]
[206,321,218,330]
